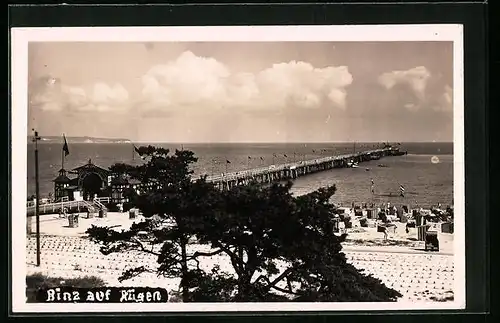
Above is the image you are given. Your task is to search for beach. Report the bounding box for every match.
[26,212,455,303]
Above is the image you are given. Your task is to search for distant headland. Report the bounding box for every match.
[27,136,132,144]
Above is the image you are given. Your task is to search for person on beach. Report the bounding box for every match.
[380,225,388,240]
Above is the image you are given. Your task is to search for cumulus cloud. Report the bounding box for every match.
[140,51,353,112]
[29,76,129,112]
[378,66,432,100]
[432,84,453,112]
[377,66,454,113]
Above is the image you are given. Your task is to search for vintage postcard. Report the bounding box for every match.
[11,25,465,313]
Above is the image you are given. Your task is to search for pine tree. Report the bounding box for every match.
[87,146,402,302]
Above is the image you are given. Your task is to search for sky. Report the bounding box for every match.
[28,41,454,143]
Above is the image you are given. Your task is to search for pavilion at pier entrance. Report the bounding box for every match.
[81,172,104,201]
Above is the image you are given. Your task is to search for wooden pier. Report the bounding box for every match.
[26,147,401,216]
[202,148,395,191]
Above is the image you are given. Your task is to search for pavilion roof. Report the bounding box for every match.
[53,175,71,183]
[72,159,110,174]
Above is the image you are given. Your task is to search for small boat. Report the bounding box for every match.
[365,168,370,171]
[377,164,389,168]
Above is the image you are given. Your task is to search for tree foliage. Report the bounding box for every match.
[86,146,402,302]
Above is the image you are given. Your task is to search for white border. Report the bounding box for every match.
[11,25,465,313]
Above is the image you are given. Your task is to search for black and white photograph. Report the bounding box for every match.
[11,25,465,312]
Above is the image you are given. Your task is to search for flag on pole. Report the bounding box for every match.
[226,160,231,164]
[260,157,264,160]
[284,154,288,158]
[248,156,251,159]
[62,134,69,156]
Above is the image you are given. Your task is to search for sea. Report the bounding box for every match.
[26,142,454,208]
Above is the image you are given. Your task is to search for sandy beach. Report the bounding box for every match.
[26,212,455,302]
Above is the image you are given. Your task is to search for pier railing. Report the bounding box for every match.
[92,198,108,211]
[203,148,389,183]
[26,200,95,217]
[26,197,112,217]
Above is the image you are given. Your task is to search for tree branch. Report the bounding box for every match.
[253,274,300,296]
[214,242,245,276]
[188,248,223,260]
[286,277,293,292]
[267,267,295,289]
[118,265,155,283]
[192,258,201,270]
[130,237,161,256]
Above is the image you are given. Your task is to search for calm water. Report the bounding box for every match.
[26,142,453,208]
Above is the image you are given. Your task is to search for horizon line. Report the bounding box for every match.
[27,136,453,144]
[28,140,454,144]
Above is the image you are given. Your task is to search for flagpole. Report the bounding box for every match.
[33,129,41,267]
[61,143,64,170]
[61,133,65,170]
